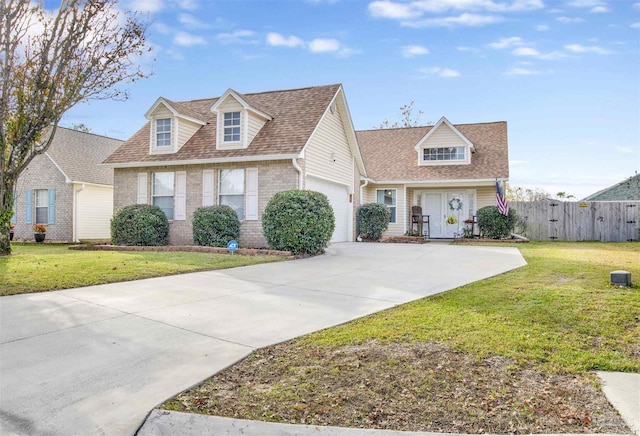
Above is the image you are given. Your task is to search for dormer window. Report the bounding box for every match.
[156,118,172,147]
[423,147,465,162]
[223,112,241,142]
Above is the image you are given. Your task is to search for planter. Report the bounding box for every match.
[34,233,46,243]
[9,230,14,241]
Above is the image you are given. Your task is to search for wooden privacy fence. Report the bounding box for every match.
[511,200,639,242]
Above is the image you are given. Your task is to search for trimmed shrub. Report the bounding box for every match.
[477,206,517,239]
[357,203,391,241]
[111,204,169,246]
[192,205,240,247]
[262,190,335,255]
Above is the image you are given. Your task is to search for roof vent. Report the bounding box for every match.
[330,102,337,114]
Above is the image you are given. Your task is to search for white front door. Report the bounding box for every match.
[420,191,470,238]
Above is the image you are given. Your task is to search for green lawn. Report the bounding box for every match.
[0,243,285,296]
[302,242,640,373]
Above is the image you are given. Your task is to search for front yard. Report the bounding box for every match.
[164,242,640,434]
[0,243,284,296]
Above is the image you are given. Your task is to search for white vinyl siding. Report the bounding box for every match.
[476,185,496,210]
[177,118,201,150]
[247,114,267,145]
[202,170,214,206]
[419,123,471,166]
[304,99,354,187]
[76,185,113,240]
[217,98,244,149]
[366,185,405,236]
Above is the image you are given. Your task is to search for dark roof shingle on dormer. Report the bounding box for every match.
[104,84,341,165]
[355,121,509,182]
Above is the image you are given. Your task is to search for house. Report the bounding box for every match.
[356,118,509,238]
[582,174,640,201]
[12,127,123,242]
[103,84,367,247]
[103,84,509,246]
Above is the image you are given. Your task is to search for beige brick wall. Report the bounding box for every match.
[114,160,298,247]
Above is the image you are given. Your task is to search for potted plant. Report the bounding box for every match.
[9,222,14,241]
[33,224,47,243]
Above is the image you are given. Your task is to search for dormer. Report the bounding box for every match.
[210,89,273,150]
[145,97,206,155]
[414,116,475,166]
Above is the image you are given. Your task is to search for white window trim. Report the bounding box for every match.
[149,117,177,154]
[152,172,175,221]
[218,168,245,221]
[376,188,397,224]
[35,189,49,225]
[418,146,470,166]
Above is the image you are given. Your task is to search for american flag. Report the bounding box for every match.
[496,181,509,216]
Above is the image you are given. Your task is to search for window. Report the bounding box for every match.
[35,189,48,224]
[156,118,171,147]
[153,172,175,220]
[423,147,465,161]
[219,169,244,220]
[223,111,241,142]
[376,189,396,224]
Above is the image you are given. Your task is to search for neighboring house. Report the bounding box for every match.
[103,84,367,247]
[356,117,509,238]
[104,84,509,246]
[12,127,123,242]
[582,174,640,201]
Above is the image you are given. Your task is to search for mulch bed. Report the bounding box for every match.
[68,244,293,258]
[379,236,429,244]
[163,340,629,434]
[453,238,530,243]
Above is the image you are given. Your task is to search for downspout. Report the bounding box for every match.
[359,177,369,205]
[292,158,303,190]
[73,183,85,242]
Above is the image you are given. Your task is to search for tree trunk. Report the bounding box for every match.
[0,178,16,256]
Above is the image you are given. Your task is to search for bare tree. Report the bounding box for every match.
[378,101,432,129]
[506,184,550,202]
[70,123,92,133]
[0,0,151,255]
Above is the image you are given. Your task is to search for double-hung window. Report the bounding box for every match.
[223,112,241,142]
[219,169,244,220]
[156,118,171,147]
[153,172,175,220]
[423,147,465,162]
[35,189,49,224]
[376,189,396,224]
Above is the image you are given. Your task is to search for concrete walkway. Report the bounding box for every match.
[596,372,640,436]
[0,243,526,435]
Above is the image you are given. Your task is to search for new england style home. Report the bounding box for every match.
[103,84,509,246]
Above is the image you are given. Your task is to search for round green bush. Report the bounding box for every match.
[262,190,335,255]
[192,205,240,247]
[477,206,517,239]
[357,203,390,241]
[111,204,169,246]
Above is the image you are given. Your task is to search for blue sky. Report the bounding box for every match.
[62,0,640,199]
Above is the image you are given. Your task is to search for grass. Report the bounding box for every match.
[301,242,640,373]
[0,243,285,296]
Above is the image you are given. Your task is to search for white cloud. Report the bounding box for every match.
[403,13,504,27]
[506,67,540,75]
[402,44,430,57]
[512,47,540,56]
[538,51,570,60]
[178,13,209,29]
[152,22,172,35]
[634,2,640,10]
[308,38,341,53]
[564,44,611,54]
[173,31,206,47]
[548,7,564,13]
[590,5,609,12]
[177,0,198,9]
[266,32,304,48]
[418,66,461,77]
[215,30,258,45]
[567,0,609,11]
[615,146,634,154]
[368,1,421,19]
[556,16,585,22]
[488,36,525,49]
[536,24,549,31]
[127,0,164,12]
[457,46,482,53]
[631,22,640,28]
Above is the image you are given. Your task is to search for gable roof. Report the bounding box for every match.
[104,84,342,166]
[414,116,475,152]
[356,121,509,182]
[582,174,640,201]
[210,88,273,120]
[144,97,206,125]
[43,127,123,185]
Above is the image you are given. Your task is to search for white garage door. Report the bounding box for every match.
[306,176,351,243]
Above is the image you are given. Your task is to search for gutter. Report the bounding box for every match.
[292,158,303,190]
[360,177,370,204]
[100,154,300,169]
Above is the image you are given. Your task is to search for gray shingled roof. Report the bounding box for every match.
[356,122,509,182]
[582,174,640,201]
[45,127,123,185]
[104,84,341,165]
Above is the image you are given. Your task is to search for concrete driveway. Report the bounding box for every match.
[0,242,526,436]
